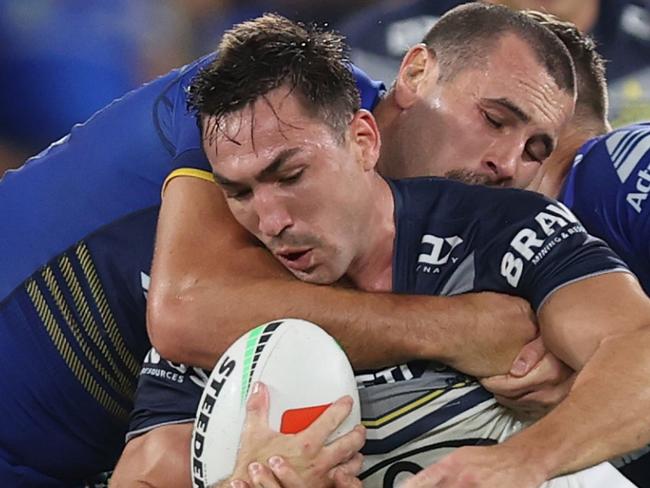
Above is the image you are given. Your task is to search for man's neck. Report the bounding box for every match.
[346,176,395,293]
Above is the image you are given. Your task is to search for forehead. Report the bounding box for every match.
[203,88,338,173]
[460,33,574,130]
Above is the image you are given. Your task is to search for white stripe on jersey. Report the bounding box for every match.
[606,128,650,183]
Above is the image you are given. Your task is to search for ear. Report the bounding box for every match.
[393,44,438,110]
[349,109,381,172]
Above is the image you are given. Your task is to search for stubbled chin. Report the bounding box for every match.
[290,268,338,285]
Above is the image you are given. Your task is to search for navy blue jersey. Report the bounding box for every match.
[561,123,650,295]
[0,54,384,485]
[129,178,627,475]
[390,178,627,310]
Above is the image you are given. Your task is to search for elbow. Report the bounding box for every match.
[147,288,194,364]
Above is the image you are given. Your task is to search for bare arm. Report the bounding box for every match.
[402,272,650,487]
[148,176,536,375]
[508,271,650,477]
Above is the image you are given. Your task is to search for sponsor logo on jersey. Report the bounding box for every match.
[356,363,419,388]
[500,202,583,288]
[417,234,463,274]
[626,164,650,213]
[141,348,210,387]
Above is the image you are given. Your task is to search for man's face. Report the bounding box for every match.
[388,33,574,188]
[204,87,376,284]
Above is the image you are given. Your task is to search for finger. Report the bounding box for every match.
[240,382,271,446]
[229,480,251,488]
[400,464,446,488]
[299,395,353,446]
[331,468,363,488]
[249,461,282,488]
[322,424,366,467]
[496,371,576,407]
[267,456,307,488]
[484,353,572,398]
[336,452,364,476]
[510,336,546,377]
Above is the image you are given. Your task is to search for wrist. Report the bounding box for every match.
[498,428,558,481]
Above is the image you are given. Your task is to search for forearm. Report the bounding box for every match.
[150,270,533,375]
[152,272,458,369]
[151,177,535,373]
[500,326,650,478]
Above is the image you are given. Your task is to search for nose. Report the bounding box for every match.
[481,139,521,184]
[254,189,293,238]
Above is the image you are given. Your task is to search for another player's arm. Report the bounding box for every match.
[148,176,536,374]
[497,271,650,478]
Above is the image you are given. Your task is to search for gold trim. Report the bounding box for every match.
[362,381,471,429]
[75,243,140,378]
[161,168,215,196]
[26,280,129,421]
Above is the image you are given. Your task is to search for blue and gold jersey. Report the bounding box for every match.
[0,54,384,486]
[561,122,650,295]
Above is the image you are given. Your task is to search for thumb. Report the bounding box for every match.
[510,336,546,377]
[240,381,270,443]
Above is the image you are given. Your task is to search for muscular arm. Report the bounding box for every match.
[500,271,650,478]
[147,176,536,374]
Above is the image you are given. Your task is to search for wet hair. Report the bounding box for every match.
[187,13,360,146]
[524,10,608,127]
[422,2,575,95]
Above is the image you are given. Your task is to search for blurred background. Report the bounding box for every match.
[1,0,648,176]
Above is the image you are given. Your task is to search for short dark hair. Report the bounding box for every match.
[187,13,360,146]
[422,2,575,95]
[524,10,608,126]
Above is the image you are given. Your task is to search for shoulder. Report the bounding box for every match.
[563,123,650,214]
[392,177,555,227]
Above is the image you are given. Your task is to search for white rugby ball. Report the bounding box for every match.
[190,318,361,488]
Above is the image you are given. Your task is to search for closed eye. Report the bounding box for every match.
[226,188,252,201]
[279,168,304,185]
[483,110,503,129]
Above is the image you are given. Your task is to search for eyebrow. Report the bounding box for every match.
[484,97,530,123]
[212,147,302,188]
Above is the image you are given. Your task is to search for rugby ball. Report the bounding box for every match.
[190,319,361,488]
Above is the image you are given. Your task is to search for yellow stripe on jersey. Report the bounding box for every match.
[75,243,140,378]
[58,254,135,397]
[40,265,133,400]
[26,280,129,422]
[161,168,216,196]
[362,380,473,429]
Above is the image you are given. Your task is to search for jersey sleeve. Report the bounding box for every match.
[561,123,650,294]
[154,55,217,194]
[126,348,208,442]
[485,194,630,311]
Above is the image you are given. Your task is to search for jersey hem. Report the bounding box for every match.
[536,268,633,313]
